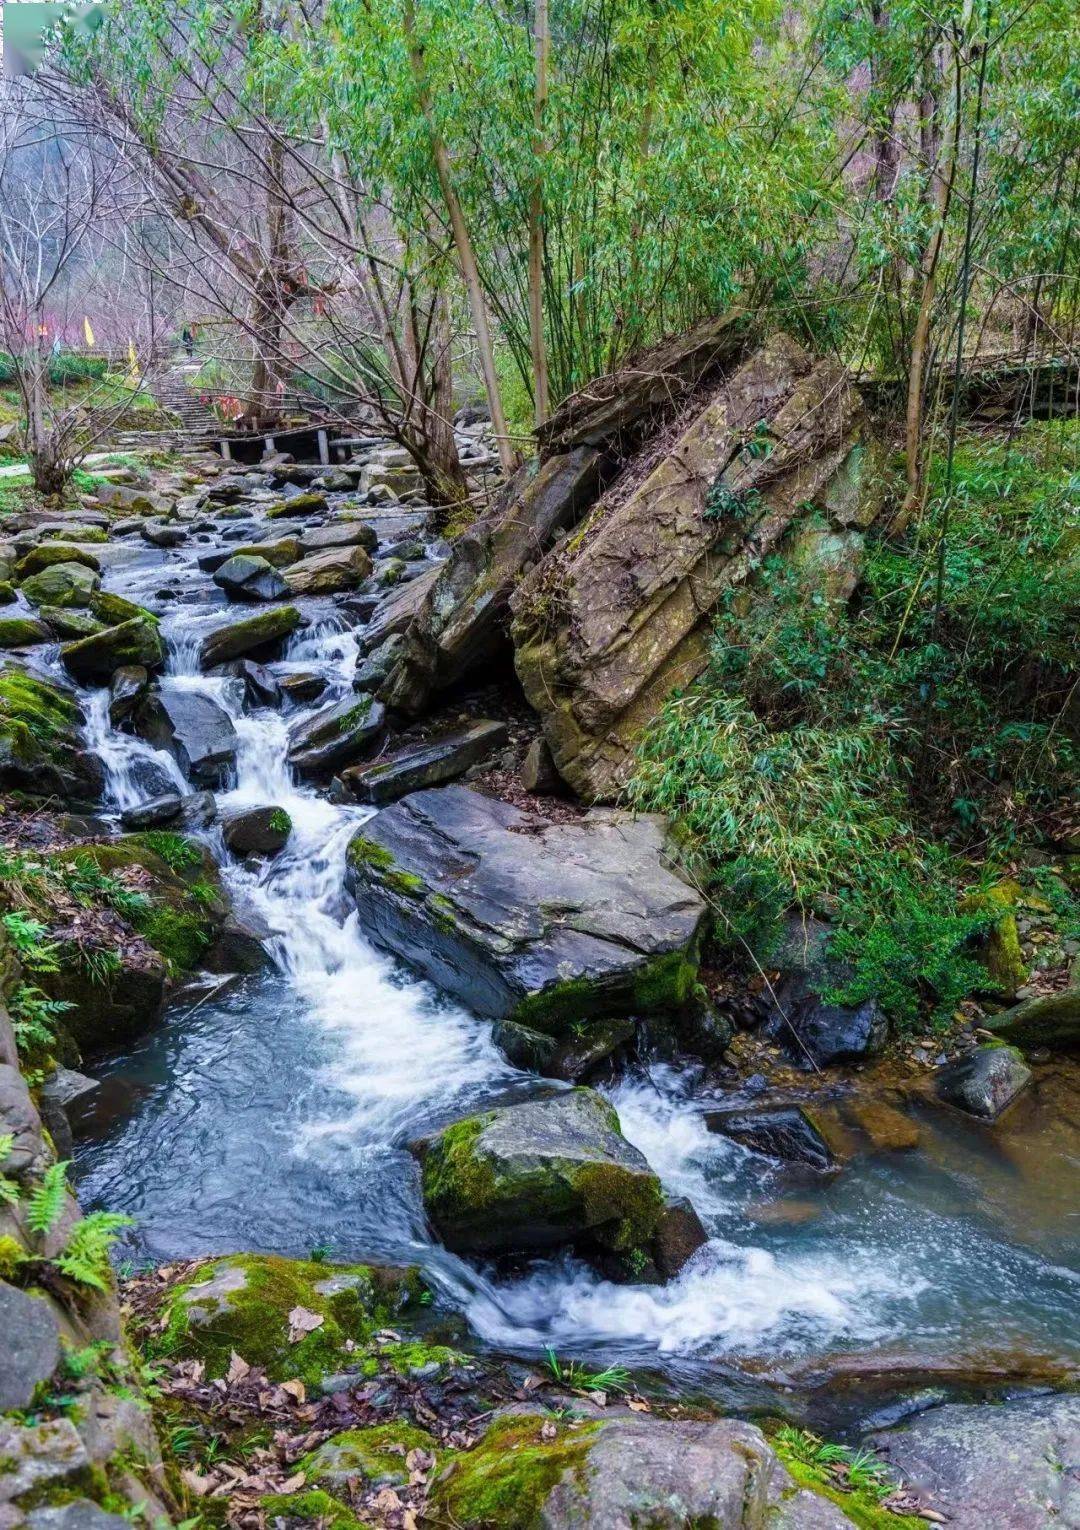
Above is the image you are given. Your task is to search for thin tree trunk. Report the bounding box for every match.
[528,0,550,429]
[402,0,517,475]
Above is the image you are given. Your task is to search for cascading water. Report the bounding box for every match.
[67,530,1080,1411]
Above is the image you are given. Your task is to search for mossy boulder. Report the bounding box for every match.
[0,666,103,804]
[298,1422,439,1491]
[89,590,156,627]
[61,618,164,683]
[15,544,100,579]
[198,606,302,669]
[266,491,327,518]
[962,881,1028,1000]
[20,562,100,610]
[150,1253,426,1386]
[38,607,106,641]
[228,536,301,568]
[0,615,53,649]
[345,787,705,1048]
[287,695,386,778]
[283,545,373,596]
[982,987,1080,1051]
[416,1089,683,1277]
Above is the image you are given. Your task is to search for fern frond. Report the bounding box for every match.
[53,1211,134,1292]
[25,1160,72,1235]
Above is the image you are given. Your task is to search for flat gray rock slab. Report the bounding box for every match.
[868,1395,1080,1529]
[340,719,508,804]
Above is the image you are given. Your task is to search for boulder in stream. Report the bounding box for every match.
[0,666,104,806]
[20,561,100,609]
[108,665,148,725]
[212,554,289,603]
[338,719,508,804]
[0,615,53,649]
[283,544,373,595]
[198,606,302,669]
[705,1106,837,1171]
[61,617,165,683]
[222,805,292,857]
[15,543,100,578]
[287,694,386,777]
[982,986,1080,1051]
[935,1043,1031,1118]
[345,786,706,1036]
[134,689,238,787]
[414,1088,684,1277]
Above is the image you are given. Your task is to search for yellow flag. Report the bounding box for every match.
[83,316,95,348]
[128,339,137,369]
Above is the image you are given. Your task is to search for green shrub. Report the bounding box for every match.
[46,353,108,385]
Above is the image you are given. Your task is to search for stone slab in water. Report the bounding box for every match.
[867,1394,1080,1529]
[346,784,705,1030]
[705,1106,836,1171]
[339,719,508,804]
[198,605,302,669]
[287,695,386,777]
[212,553,289,603]
[134,689,238,787]
[935,1043,1031,1118]
[983,987,1080,1051]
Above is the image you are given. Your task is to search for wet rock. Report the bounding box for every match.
[346,786,705,1032]
[119,793,184,830]
[983,986,1080,1051]
[512,337,867,801]
[20,561,100,609]
[354,633,404,691]
[267,490,327,518]
[0,1062,49,1174]
[867,1394,1080,1530]
[283,544,373,595]
[212,553,289,602]
[39,607,105,640]
[652,1196,710,1280]
[198,605,302,669]
[339,719,509,805]
[362,564,440,653]
[288,695,386,777]
[0,667,104,806]
[134,689,238,787]
[216,657,282,708]
[93,481,168,515]
[705,1106,836,1171]
[301,521,377,555]
[90,590,154,628]
[415,1088,674,1273]
[26,1504,133,1530]
[936,1044,1031,1118]
[761,916,886,1068]
[39,1066,100,1156]
[278,671,328,704]
[202,910,271,973]
[0,614,52,649]
[379,447,606,716]
[108,664,149,725]
[140,520,186,548]
[15,543,100,578]
[436,1410,856,1529]
[222,805,292,857]
[0,1282,61,1410]
[61,617,165,683]
[225,535,301,568]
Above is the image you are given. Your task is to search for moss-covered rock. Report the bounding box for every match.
[298,1422,439,1491]
[258,1488,360,1529]
[15,544,101,579]
[198,606,302,670]
[150,1253,426,1385]
[38,606,106,641]
[416,1089,677,1276]
[89,590,156,627]
[0,615,52,648]
[0,666,103,804]
[20,562,100,610]
[61,618,165,683]
[435,1414,599,1529]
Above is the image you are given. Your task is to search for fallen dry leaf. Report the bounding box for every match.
[540,1422,556,1442]
[181,1469,215,1497]
[286,1306,325,1343]
[227,1352,251,1384]
[280,1379,306,1403]
[627,1398,650,1413]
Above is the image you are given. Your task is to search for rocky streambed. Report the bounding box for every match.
[1,401,1078,1525]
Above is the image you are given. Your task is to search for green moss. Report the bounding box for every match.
[777,1453,925,1530]
[510,950,699,1038]
[630,948,699,1011]
[571,1159,664,1252]
[347,834,396,873]
[259,1488,359,1529]
[0,669,80,745]
[89,590,157,627]
[421,1114,499,1220]
[135,905,210,970]
[151,1254,423,1387]
[337,696,373,733]
[387,869,425,897]
[299,1422,438,1486]
[133,831,202,874]
[437,1414,599,1529]
[0,616,48,647]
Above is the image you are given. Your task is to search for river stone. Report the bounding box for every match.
[0,666,104,806]
[346,786,706,1032]
[141,519,186,548]
[226,536,302,567]
[26,1504,133,1530]
[867,1394,1080,1529]
[267,490,327,518]
[283,544,373,595]
[134,689,238,787]
[119,793,184,829]
[0,1062,48,1175]
[300,521,377,554]
[198,605,302,669]
[215,658,282,708]
[935,1044,1032,1118]
[222,805,291,857]
[108,664,149,725]
[339,719,509,805]
[39,606,105,641]
[415,1088,673,1270]
[279,671,328,704]
[511,336,867,801]
[288,695,386,777]
[15,543,100,578]
[379,447,606,716]
[0,615,52,648]
[0,1417,89,1502]
[361,563,440,653]
[438,1412,856,1528]
[983,986,1080,1051]
[20,561,100,609]
[0,1282,60,1410]
[705,1106,836,1171]
[61,617,165,683]
[761,916,887,1067]
[212,553,289,603]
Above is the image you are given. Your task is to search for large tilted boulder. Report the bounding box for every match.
[510,335,868,801]
[198,606,302,669]
[61,617,165,683]
[287,695,386,777]
[283,545,372,595]
[415,1089,687,1277]
[339,718,509,804]
[982,986,1080,1051]
[0,666,103,805]
[345,786,706,1045]
[133,689,238,787]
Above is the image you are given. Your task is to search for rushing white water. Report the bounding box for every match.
[67,533,1080,1393]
